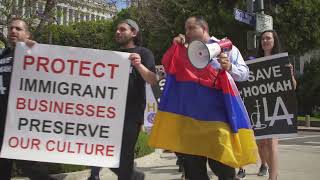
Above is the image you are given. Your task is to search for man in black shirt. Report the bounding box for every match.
[0,17,32,180]
[0,17,54,180]
[88,19,156,180]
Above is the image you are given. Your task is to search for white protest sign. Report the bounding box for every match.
[144,84,157,131]
[143,65,165,131]
[0,43,130,167]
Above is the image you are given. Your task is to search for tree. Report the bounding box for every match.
[297,58,320,114]
[33,5,142,49]
[0,0,18,46]
[0,0,58,47]
[36,20,116,50]
[124,0,320,62]
[33,0,57,38]
[126,0,250,64]
[272,0,320,55]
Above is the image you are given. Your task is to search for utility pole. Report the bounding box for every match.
[246,0,254,13]
[255,0,273,33]
[234,0,273,51]
[256,0,264,14]
[244,0,273,50]
[246,0,256,50]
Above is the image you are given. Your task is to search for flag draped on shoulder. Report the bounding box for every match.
[148,42,257,168]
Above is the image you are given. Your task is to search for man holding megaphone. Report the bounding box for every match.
[172,16,249,180]
[173,17,248,82]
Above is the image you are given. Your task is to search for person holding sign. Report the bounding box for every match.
[0,18,55,180]
[88,19,156,180]
[255,30,296,180]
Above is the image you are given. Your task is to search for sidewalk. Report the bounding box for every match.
[13,128,320,180]
[298,126,320,132]
[46,142,319,180]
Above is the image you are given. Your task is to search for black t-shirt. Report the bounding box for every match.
[0,48,14,145]
[119,46,156,124]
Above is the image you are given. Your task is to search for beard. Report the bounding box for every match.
[116,36,133,46]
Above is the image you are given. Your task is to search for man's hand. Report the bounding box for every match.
[128,53,157,85]
[25,39,37,48]
[218,53,232,71]
[173,34,186,44]
[129,53,142,67]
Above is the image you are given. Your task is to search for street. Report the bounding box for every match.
[44,130,320,180]
[279,131,320,146]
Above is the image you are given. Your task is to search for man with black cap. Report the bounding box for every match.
[88,19,157,180]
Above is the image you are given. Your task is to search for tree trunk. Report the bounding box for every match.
[33,0,57,39]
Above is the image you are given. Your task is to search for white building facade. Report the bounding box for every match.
[54,0,117,25]
[0,0,117,48]
[0,0,117,34]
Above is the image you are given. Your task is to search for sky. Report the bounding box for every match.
[104,0,128,10]
[116,1,128,10]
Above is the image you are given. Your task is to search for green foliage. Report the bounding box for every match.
[131,0,250,64]
[313,112,320,118]
[134,131,154,158]
[0,41,4,48]
[297,57,320,114]
[113,6,139,26]
[35,7,141,51]
[298,116,320,121]
[134,0,320,61]
[36,20,116,50]
[273,0,320,55]
[11,161,86,176]
[33,1,320,62]
[47,163,87,174]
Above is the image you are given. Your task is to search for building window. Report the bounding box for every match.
[63,7,67,25]
[56,6,62,25]
[76,11,80,22]
[38,2,44,12]
[80,13,84,21]
[25,0,32,18]
[69,9,73,23]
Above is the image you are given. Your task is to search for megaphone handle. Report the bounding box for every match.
[222,48,229,52]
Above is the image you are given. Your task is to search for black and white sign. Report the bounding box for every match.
[238,53,297,139]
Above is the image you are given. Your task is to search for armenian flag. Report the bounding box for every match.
[148,42,257,168]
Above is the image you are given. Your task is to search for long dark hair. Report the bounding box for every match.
[257,30,281,57]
